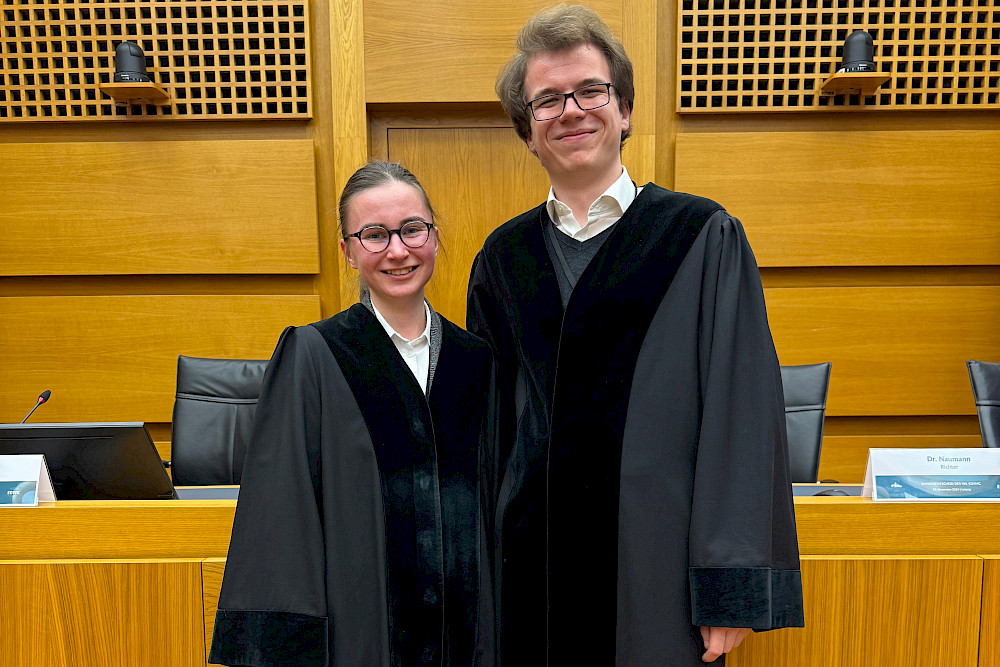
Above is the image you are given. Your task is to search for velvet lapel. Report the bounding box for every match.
[311,305,444,666]
[545,185,717,662]
[481,203,565,427]
[428,319,493,665]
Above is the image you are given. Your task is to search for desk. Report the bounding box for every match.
[1,497,998,666]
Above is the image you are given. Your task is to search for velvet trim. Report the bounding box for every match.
[473,185,719,663]
[313,305,443,665]
[545,186,714,662]
[311,306,492,666]
[689,567,805,629]
[209,609,328,667]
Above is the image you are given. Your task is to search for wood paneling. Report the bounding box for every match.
[0,559,205,667]
[0,501,235,560]
[674,130,1000,267]
[794,497,1000,556]
[729,557,984,667]
[364,0,622,103]
[387,126,549,324]
[982,556,1000,667]
[766,286,1000,416]
[820,434,984,483]
[0,140,319,276]
[0,295,320,423]
[203,558,227,667]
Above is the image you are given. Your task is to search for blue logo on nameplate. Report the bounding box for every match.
[874,475,1000,500]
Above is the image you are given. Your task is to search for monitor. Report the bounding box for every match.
[0,422,177,500]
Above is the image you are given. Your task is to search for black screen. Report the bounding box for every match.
[0,422,177,500]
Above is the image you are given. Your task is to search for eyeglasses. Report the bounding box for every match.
[525,83,614,121]
[344,220,435,253]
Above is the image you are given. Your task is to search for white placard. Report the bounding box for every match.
[0,454,57,506]
[863,448,1000,502]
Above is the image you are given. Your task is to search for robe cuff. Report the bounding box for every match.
[209,609,329,667]
[689,567,804,630]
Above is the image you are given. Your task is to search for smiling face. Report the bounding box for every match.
[523,43,630,189]
[339,181,438,311]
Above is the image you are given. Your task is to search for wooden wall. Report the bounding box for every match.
[2,0,998,479]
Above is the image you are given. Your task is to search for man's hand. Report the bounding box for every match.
[699,626,751,662]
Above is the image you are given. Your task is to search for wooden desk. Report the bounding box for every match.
[1,498,998,666]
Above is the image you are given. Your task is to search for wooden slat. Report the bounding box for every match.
[364,0,622,103]
[794,498,1000,556]
[982,556,1000,667]
[729,557,983,667]
[0,295,321,423]
[0,501,236,560]
[819,434,984,483]
[0,140,319,276]
[767,286,1000,417]
[0,560,205,667]
[388,127,549,324]
[675,130,1000,266]
[202,558,227,667]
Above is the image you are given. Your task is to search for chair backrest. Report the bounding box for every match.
[780,362,832,483]
[170,355,268,486]
[967,360,1000,448]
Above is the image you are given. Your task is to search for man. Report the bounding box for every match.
[467,5,804,665]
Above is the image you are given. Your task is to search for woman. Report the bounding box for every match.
[210,161,496,666]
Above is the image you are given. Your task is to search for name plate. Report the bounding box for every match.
[863,448,1000,502]
[0,455,57,507]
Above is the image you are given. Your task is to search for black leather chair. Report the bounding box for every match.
[780,362,833,483]
[169,356,268,486]
[967,360,1000,448]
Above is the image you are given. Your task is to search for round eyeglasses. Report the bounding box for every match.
[525,83,614,121]
[344,220,435,253]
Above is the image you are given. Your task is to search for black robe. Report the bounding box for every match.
[209,304,497,667]
[467,184,804,666]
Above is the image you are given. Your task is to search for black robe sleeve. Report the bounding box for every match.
[687,214,804,630]
[209,326,330,667]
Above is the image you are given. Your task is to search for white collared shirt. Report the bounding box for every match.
[371,300,432,394]
[546,166,643,241]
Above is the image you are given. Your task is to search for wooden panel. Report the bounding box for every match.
[767,286,1000,416]
[203,558,227,667]
[388,127,549,324]
[364,0,622,103]
[0,295,321,423]
[0,501,236,560]
[820,434,984,483]
[0,559,205,667]
[0,0,311,122]
[676,0,1000,112]
[675,131,1000,267]
[982,556,1000,667]
[794,498,1000,556]
[0,140,319,275]
[729,557,983,667]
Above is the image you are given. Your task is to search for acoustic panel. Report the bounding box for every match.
[0,140,319,276]
[0,295,321,424]
[0,0,310,121]
[675,130,1000,267]
[678,0,1000,112]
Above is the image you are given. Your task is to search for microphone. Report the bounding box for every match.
[20,390,51,424]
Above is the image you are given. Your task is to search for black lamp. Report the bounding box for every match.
[113,42,151,82]
[836,31,876,73]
